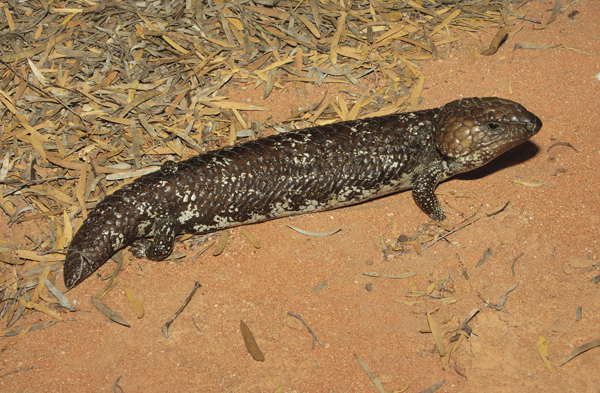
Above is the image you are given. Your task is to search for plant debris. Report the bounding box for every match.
[240,226,261,248]
[212,229,229,256]
[91,296,130,328]
[0,366,37,380]
[354,353,385,393]
[478,283,519,312]
[286,224,341,237]
[422,309,477,374]
[287,311,324,350]
[561,338,600,367]
[537,335,553,373]
[240,320,265,362]
[161,281,202,338]
[312,280,328,293]
[547,141,579,154]
[476,247,493,267]
[363,271,416,279]
[123,285,144,319]
[511,252,524,276]
[419,380,445,393]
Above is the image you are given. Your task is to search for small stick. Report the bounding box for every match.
[504,10,541,24]
[287,312,324,349]
[458,308,480,332]
[0,366,36,379]
[192,242,215,263]
[3,176,78,196]
[454,362,467,378]
[162,282,202,338]
[422,214,482,252]
[113,375,123,393]
[478,284,519,312]
[547,141,578,154]
[511,252,524,276]
[487,201,510,217]
[404,291,444,299]
[448,269,456,282]
[192,317,201,331]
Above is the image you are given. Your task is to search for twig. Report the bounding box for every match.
[454,362,467,378]
[448,269,456,282]
[476,248,493,267]
[0,366,37,379]
[422,214,482,251]
[192,316,200,331]
[162,282,202,338]
[404,291,444,299]
[478,284,519,311]
[192,242,215,263]
[487,201,510,217]
[511,252,524,276]
[3,176,79,196]
[113,375,123,393]
[548,141,578,154]
[287,312,324,349]
[504,10,541,24]
[458,308,480,333]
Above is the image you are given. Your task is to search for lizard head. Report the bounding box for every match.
[434,97,542,173]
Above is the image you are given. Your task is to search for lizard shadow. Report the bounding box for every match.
[454,140,540,181]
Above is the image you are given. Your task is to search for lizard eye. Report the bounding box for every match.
[487,122,501,130]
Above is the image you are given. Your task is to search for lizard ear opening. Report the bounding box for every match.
[434,115,480,159]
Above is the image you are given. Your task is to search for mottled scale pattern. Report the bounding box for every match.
[64,97,542,289]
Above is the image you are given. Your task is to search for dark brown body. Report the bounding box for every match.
[64,97,541,289]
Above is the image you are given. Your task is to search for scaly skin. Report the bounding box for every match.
[64,97,542,289]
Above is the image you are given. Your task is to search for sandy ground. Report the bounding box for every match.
[1,1,599,392]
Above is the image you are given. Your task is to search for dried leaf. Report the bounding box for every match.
[481,27,510,56]
[561,338,600,367]
[19,297,62,321]
[0,325,31,353]
[91,297,130,328]
[61,209,73,249]
[411,75,424,111]
[512,43,561,61]
[330,12,348,65]
[213,229,229,256]
[420,380,445,393]
[354,354,385,393]
[513,179,543,187]
[44,277,73,310]
[240,321,265,362]
[363,272,416,279]
[0,321,58,337]
[312,280,328,293]
[537,335,553,373]
[427,312,447,357]
[286,225,341,237]
[240,227,261,249]
[124,286,144,319]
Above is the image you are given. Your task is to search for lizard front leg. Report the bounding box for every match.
[411,163,447,222]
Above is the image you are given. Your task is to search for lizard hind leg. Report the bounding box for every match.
[130,218,179,261]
